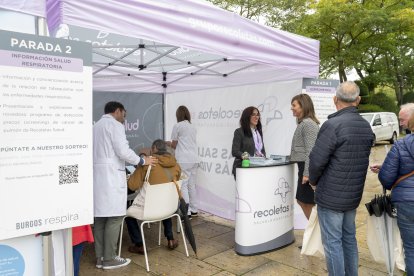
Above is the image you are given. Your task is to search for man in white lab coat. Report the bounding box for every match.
[93,101,156,270]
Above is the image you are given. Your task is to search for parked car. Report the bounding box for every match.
[360,112,399,145]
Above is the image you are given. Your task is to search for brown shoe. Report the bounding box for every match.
[128,245,145,255]
[167,239,179,250]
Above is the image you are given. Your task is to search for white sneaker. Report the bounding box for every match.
[102,256,131,270]
[96,257,103,269]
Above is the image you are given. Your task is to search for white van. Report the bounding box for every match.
[360,112,399,145]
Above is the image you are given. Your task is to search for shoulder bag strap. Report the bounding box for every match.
[144,165,152,183]
[392,170,414,190]
[162,167,183,199]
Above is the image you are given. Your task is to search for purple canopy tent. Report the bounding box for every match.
[0,0,46,17]
[44,0,320,220]
[46,0,319,93]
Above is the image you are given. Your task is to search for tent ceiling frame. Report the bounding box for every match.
[140,39,144,71]
[226,64,257,76]
[94,65,162,86]
[93,44,174,49]
[167,59,224,86]
[92,47,140,75]
[93,45,225,77]
[142,46,179,69]
[91,42,256,88]
[146,47,223,76]
[93,49,143,74]
[93,58,227,69]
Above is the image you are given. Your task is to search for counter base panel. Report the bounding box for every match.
[235,228,295,256]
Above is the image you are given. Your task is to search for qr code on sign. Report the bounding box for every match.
[59,164,79,185]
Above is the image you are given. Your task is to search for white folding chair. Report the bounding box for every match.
[119,168,189,272]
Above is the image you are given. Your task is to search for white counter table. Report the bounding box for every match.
[235,162,295,255]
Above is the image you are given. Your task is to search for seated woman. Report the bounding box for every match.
[126,139,181,253]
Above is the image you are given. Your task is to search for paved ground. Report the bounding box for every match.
[79,143,404,275]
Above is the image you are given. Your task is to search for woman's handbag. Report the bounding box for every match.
[126,166,183,220]
[301,205,324,257]
[126,166,152,220]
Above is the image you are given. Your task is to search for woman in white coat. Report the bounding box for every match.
[93,101,156,270]
[168,106,198,218]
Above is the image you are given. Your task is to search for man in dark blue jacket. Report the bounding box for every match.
[309,81,374,276]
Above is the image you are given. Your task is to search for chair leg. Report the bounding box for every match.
[158,221,162,246]
[174,214,189,257]
[118,216,126,257]
[177,215,181,233]
[140,222,150,272]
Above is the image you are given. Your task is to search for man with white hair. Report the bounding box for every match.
[309,81,374,276]
[399,103,414,134]
[370,102,414,174]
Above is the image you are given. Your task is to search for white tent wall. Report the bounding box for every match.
[165,79,304,224]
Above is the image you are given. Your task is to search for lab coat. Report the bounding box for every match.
[93,114,141,217]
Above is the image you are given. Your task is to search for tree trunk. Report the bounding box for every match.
[338,60,347,83]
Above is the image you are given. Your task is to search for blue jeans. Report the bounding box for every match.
[318,206,358,276]
[72,242,84,276]
[394,202,414,275]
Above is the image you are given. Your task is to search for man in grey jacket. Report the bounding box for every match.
[309,81,374,276]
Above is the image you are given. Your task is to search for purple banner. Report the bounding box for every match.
[0,50,83,72]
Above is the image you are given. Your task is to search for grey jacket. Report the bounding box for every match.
[309,106,374,211]
[290,118,319,177]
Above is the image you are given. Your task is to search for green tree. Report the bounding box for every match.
[208,0,277,20]
[208,0,414,102]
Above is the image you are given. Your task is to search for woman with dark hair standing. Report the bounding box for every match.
[231,106,266,179]
[168,106,199,218]
[290,94,319,220]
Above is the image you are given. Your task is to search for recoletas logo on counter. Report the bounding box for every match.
[274,177,291,203]
[252,177,292,220]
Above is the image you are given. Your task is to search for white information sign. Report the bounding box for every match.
[0,30,93,240]
[302,78,339,124]
[0,235,43,276]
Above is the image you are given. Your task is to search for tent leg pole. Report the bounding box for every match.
[42,234,52,276]
[163,86,167,140]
